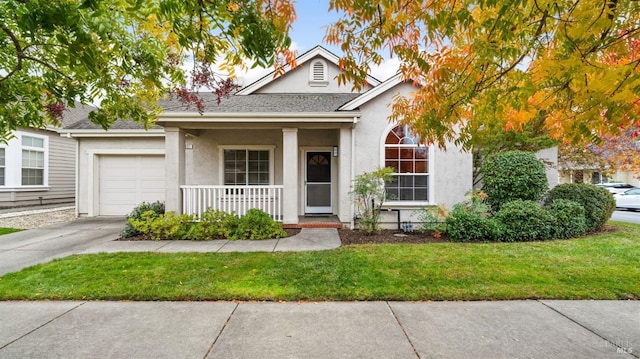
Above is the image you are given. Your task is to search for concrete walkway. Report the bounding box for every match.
[0,217,341,276]
[0,300,637,358]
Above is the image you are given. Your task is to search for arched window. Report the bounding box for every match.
[384,125,429,201]
[309,59,328,85]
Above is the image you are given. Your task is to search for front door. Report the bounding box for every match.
[305,151,332,213]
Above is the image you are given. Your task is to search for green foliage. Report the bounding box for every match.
[126,207,284,241]
[493,200,554,242]
[229,208,287,241]
[444,191,503,242]
[351,167,394,234]
[128,211,195,241]
[481,151,548,211]
[546,199,588,239]
[544,183,616,232]
[0,0,294,140]
[120,201,165,238]
[415,204,447,236]
[188,209,237,240]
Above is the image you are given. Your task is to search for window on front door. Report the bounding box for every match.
[223,149,270,185]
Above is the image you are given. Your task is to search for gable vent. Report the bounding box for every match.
[312,61,325,81]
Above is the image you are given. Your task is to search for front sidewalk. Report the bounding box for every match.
[0,300,637,358]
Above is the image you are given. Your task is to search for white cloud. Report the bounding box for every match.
[369,57,401,81]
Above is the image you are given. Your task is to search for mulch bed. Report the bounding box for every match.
[338,229,449,245]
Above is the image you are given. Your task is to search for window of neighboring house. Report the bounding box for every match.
[384,125,429,201]
[0,148,5,186]
[309,59,328,86]
[21,135,45,185]
[223,149,270,185]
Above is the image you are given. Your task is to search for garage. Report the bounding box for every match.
[98,155,165,215]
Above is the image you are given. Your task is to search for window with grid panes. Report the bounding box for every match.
[0,148,5,186]
[21,136,45,185]
[223,149,270,185]
[384,125,429,201]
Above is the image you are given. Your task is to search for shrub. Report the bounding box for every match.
[128,211,195,241]
[546,199,588,239]
[494,200,553,242]
[415,204,447,237]
[481,151,548,211]
[544,183,615,232]
[189,209,237,240]
[229,208,286,240]
[120,201,165,238]
[351,167,394,234]
[445,191,503,242]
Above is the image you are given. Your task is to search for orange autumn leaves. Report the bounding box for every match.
[325,0,640,150]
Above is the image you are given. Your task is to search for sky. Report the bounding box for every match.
[235,0,401,86]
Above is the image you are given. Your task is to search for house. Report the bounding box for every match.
[0,106,89,209]
[60,46,473,227]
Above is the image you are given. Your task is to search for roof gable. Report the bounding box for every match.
[338,73,407,110]
[236,46,381,95]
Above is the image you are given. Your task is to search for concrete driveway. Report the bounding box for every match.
[0,217,124,276]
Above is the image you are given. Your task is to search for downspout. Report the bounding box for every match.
[350,117,357,229]
[73,136,79,218]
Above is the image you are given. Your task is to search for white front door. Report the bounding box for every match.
[305,151,332,213]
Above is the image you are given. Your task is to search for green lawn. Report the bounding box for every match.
[0,228,21,236]
[0,221,638,301]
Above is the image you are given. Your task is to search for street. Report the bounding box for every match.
[611,209,640,224]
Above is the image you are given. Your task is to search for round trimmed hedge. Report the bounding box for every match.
[544,183,615,232]
[481,151,548,211]
[493,200,553,242]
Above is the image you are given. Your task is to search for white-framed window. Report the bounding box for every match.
[21,135,45,185]
[0,148,5,186]
[0,131,48,189]
[309,59,328,86]
[222,148,272,185]
[384,125,429,201]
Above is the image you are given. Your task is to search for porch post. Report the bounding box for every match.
[338,126,353,224]
[282,128,298,224]
[164,127,185,214]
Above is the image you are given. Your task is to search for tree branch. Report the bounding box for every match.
[0,23,23,84]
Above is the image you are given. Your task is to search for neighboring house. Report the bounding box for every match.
[0,106,89,209]
[60,46,473,227]
[559,166,639,187]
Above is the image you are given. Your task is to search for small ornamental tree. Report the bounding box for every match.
[481,150,548,211]
[351,167,393,234]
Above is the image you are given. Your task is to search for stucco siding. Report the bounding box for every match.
[255,57,370,94]
[353,81,473,225]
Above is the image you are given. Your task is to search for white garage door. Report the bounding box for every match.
[98,155,165,215]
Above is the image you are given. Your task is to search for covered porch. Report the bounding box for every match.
[158,114,359,225]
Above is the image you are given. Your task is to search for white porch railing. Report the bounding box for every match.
[181,185,284,221]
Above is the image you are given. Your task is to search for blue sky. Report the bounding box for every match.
[236,0,400,85]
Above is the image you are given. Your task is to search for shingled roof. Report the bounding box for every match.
[159,93,360,113]
[63,93,360,130]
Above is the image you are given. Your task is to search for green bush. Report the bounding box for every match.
[544,183,615,232]
[494,200,553,242]
[128,211,195,241]
[481,151,548,211]
[189,209,237,240]
[546,199,588,239]
[120,201,165,238]
[444,192,503,241]
[230,208,287,240]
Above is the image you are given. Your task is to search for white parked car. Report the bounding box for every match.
[614,188,640,211]
[596,182,637,194]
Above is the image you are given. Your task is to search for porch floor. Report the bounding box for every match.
[282,215,343,229]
